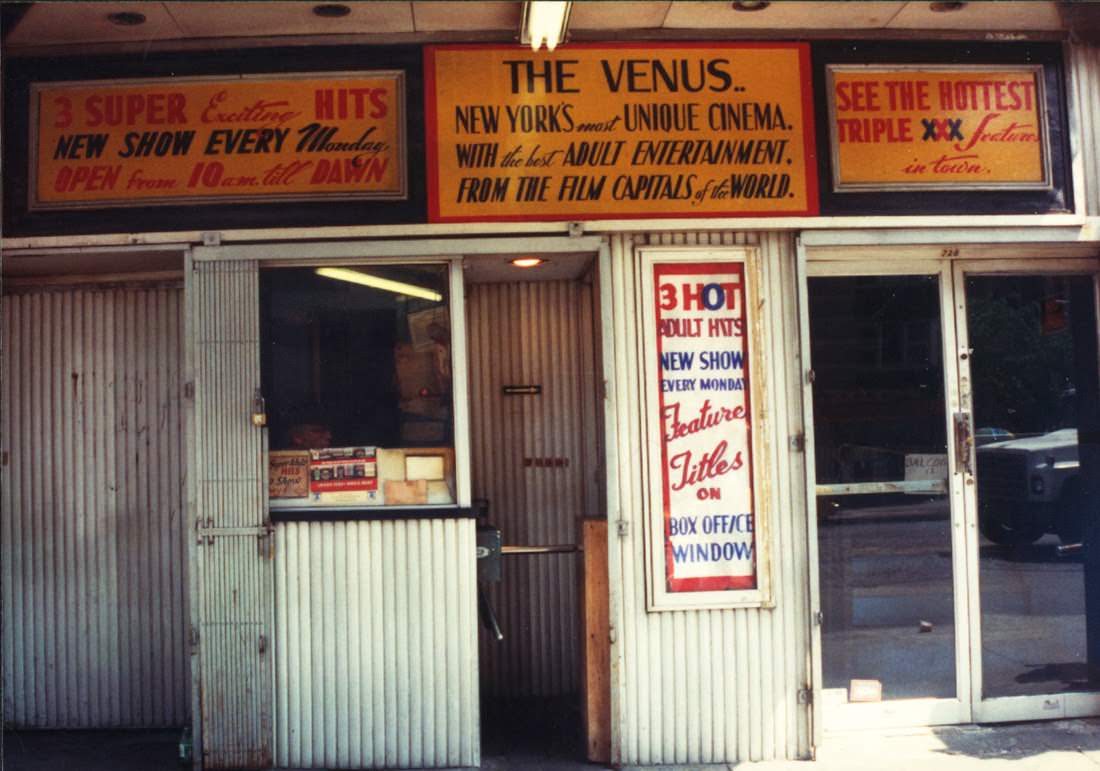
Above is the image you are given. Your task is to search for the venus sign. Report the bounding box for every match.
[652,260,757,596]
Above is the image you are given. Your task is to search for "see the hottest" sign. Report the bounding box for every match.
[30,72,406,209]
[827,65,1049,191]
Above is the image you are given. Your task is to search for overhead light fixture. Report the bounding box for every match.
[313,4,351,18]
[315,267,443,302]
[929,1,966,11]
[107,11,147,26]
[521,1,571,52]
[731,1,770,11]
[511,257,546,268]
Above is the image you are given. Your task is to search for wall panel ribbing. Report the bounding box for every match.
[274,520,479,769]
[605,232,812,765]
[2,284,188,729]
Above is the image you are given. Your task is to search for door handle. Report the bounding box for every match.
[954,411,974,476]
[501,544,579,555]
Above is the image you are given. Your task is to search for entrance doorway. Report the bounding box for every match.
[808,255,1100,730]
[464,255,605,760]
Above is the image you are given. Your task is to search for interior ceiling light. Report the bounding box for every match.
[731,1,770,11]
[929,1,966,11]
[521,1,572,52]
[313,4,351,18]
[315,267,443,302]
[107,11,147,26]
[511,257,546,268]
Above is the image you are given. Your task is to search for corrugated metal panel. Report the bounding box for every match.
[1,284,189,728]
[188,259,273,769]
[605,232,812,765]
[274,519,479,769]
[1071,44,1100,217]
[467,280,596,699]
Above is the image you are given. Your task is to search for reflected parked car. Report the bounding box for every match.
[975,428,1082,545]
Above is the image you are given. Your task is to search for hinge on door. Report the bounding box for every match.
[258,634,267,656]
[616,519,630,538]
[600,379,609,401]
[790,433,806,452]
[813,610,823,626]
[183,381,195,400]
[190,625,200,653]
[806,369,816,385]
[798,688,813,705]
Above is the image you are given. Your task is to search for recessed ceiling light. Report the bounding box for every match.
[107,11,146,26]
[929,1,966,12]
[731,1,770,11]
[511,257,546,269]
[313,4,352,18]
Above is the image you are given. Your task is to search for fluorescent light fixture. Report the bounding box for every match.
[522,1,571,52]
[315,267,443,302]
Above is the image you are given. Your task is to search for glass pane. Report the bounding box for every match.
[969,274,1100,698]
[261,264,456,508]
[811,275,957,702]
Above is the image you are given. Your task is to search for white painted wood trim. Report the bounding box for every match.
[3,214,1093,253]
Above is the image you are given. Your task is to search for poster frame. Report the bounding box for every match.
[638,245,773,612]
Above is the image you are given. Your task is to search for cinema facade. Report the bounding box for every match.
[4,4,1100,769]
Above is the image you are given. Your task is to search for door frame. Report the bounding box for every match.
[952,257,1100,724]
[802,256,973,731]
[799,231,1100,741]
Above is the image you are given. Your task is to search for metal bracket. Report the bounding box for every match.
[798,688,813,705]
[616,519,630,538]
[567,221,584,238]
[812,610,823,626]
[201,231,222,247]
[183,381,195,401]
[189,625,200,653]
[790,433,806,452]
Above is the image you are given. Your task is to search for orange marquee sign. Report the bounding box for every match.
[30,72,406,209]
[425,43,818,222]
[827,65,1049,191]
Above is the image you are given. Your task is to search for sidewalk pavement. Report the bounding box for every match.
[4,718,1099,770]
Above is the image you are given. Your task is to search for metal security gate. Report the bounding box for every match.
[2,282,189,729]
[187,256,273,769]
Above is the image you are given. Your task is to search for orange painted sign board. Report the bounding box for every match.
[425,43,818,222]
[827,65,1049,191]
[30,72,406,209]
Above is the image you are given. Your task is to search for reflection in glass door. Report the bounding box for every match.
[960,268,1100,720]
[809,271,968,727]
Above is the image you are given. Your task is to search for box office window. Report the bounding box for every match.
[262,264,456,509]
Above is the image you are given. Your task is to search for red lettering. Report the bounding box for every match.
[682,283,704,310]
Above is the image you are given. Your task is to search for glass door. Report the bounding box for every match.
[808,262,973,729]
[954,260,1100,723]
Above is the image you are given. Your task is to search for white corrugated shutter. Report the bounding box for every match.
[604,232,813,765]
[2,282,189,729]
[187,258,273,769]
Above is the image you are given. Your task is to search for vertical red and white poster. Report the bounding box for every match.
[643,250,768,609]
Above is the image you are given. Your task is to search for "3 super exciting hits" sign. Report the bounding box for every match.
[30,72,406,209]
